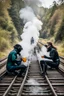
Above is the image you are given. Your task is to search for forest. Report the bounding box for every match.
[0,0,64,58]
[40,0,64,56]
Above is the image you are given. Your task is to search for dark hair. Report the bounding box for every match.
[44,44,48,48]
[47,42,57,50]
[14,44,23,52]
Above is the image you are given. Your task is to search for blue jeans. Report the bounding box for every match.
[40,60,59,74]
[7,64,27,75]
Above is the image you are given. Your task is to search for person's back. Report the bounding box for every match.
[7,50,17,70]
[6,44,27,76]
[50,48,60,63]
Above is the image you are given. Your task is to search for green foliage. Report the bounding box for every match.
[0,17,8,29]
[41,2,64,43]
[0,28,10,51]
[55,17,64,42]
[9,0,24,35]
[0,0,20,56]
[50,1,58,17]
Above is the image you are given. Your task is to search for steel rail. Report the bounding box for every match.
[0,59,7,68]
[0,71,6,79]
[0,57,7,62]
[45,75,57,96]
[60,56,64,59]
[36,46,63,96]
[3,75,17,96]
[36,52,56,96]
[17,65,29,96]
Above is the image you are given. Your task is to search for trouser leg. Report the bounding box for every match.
[8,65,27,75]
[45,61,59,68]
[40,60,47,74]
[19,65,27,75]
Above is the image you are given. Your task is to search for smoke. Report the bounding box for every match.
[22,0,42,15]
[27,78,43,95]
[23,0,41,6]
[19,6,35,23]
[19,4,42,65]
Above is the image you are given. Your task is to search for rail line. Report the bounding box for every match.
[0,67,29,96]
[0,58,7,69]
[0,43,64,96]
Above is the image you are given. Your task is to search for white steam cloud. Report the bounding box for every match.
[22,0,42,15]
[19,6,35,23]
[19,6,42,65]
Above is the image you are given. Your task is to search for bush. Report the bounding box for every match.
[0,37,10,51]
[0,28,10,39]
[55,18,64,42]
[6,25,13,31]
[0,17,8,29]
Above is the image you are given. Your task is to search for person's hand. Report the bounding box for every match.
[41,56,44,58]
[44,55,47,58]
[17,60,21,65]
[22,57,27,62]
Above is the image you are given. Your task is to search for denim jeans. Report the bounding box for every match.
[7,64,27,75]
[40,60,59,74]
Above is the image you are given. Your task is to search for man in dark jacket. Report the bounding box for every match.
[40,42,60,75]
[6,44,27,76]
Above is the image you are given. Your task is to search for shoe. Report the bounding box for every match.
[18,73,25,77]
[41,72,48,76]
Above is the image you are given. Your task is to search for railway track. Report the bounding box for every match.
[0,67,29,96]
[17,54,64,96]
[19,55,54,96]
[0,58,7,69]
[0,44,64,96]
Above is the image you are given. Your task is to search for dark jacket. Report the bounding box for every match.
[7,49,21,68]
[44,48,60,64]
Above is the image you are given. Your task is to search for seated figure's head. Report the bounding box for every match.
[47,42,56,52]
[14,44,23,53]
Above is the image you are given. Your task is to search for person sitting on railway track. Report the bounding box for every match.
[40,42,60,75]
[6,44,27,76]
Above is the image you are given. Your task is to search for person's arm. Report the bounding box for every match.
[12,53,21,65]
[44,50,55,60]
[12,53,17,62]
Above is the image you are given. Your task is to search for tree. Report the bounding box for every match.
[9,0,24,35]
[50,1,57,17]
[58,0,64,4]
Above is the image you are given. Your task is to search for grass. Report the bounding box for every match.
[0,39,20,59]
[0,47,13,59]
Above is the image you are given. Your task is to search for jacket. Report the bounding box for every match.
[44,48,60,64]
[7,49,21,68]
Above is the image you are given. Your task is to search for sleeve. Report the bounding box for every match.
[44,50,55,60]
[12,53,21,65]
[12,53,17,61]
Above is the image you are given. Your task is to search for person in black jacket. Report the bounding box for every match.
[40,42,60,75]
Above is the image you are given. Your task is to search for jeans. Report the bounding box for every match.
[40,60,59,74]
[7,64,27,75]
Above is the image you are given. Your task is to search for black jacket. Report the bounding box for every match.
[44,48,60,64]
